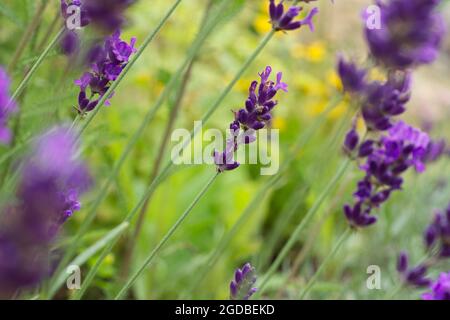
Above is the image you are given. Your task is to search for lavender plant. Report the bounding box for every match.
[229,263,257,300]
[0,127,91,297]
[397,203,450,290]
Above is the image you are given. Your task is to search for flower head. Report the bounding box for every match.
[214,66,287,173]
[337,57,367,93]
[343,121,430,228]
[422,272,450,300]
[269,0,319,32]
[74,30,136,113]
[365,0,446,69]
[229,263,257,300]
[423,204,450,258]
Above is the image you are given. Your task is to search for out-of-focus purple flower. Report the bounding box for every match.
[214,66,287,172]
[422,272,450,300]
[230,263,257,300]
[397,203,450,291]
[423,204,450,258]
[365,0,446,69]
[60,0,134,33]
[269,0,319,32]
[0,67,16,144]
[82,0,135,33]
[61,30,80,56]
[421,138,447,163]
[361,71,412,132]
[396,253,431,287]
[74,30,136,113]
[343,121,430,228]
[0,126,91,296]
[337,57,367,93]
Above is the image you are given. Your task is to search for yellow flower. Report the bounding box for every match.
[327,70,343,92]
[253,14,271,34]
[328,100,348,120]
[290,42,326,62]
[305,41,325,62]
[272,116,287,131]
[369,68,386,82]
[134,73,151,87]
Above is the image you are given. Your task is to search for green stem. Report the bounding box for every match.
[7,0,49,73]
[71,238,118,300]
[44,222,129,299]
[256,158,352,297]
[76,0,183,137]
[115,172,220,300]
[298,227,352,299]
[9,27,64,106]
[48,1,229,297]
[183,96,344,297]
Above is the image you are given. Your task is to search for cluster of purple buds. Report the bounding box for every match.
[338,57,412,132]
[0,67,17,144]
[421,138,448,164]
[229,263,257,300]
[214,66,287,172]
[422,272,450,300]
[75,30,136,114]
[60,0,134,56]
[424,203,450,258]
[343,121,430,228]
[269,0,319,32]
[0,127,91,295]
[397,203,450,291]
[397,252,431,287]
[365,0,446,69]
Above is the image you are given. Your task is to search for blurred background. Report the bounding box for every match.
[0,0,449,299]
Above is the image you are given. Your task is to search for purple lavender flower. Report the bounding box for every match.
[269,0,319,32]
[0,67,17,144]
[396,252,431,287]
[422,272,450,300]
[214,66,287,172]
[365,0,446,69]
[82,0,135,33]
[397,203,450,290]
[337,57,367,93]
[74,30,136,113]
[229,263,257,300]
[421,138,447,163]
[423,204,450,258]
[361,72,412,131]
[344,121,430,228]
[0,126,91,295]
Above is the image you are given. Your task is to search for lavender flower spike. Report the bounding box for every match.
[0,126,91,295]
[230,263,257,300]
[214,66,288,173]
[74,30,136,113]
[422,272,450,300]
[0,66,17,144]
[365,0,446,69]
[269,0,319,32]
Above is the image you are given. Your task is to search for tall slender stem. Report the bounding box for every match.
[298,227,352,299]
[183,96,344,297]
[115,172,220,299]
[7,0,49,73]
[48,0,225,298]
[120,0,216,278]
[256,158,352,297]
